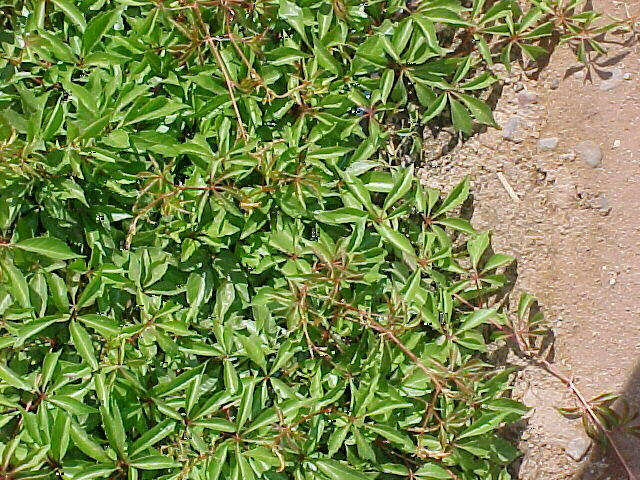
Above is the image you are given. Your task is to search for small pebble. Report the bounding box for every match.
[550,78,560,89]
[565,437,591,462]
[575,141,603,168]
[514,82,525,92]
[518,92,539,107]
[537,137,559,152]
[599,195,612,216]
[501,117,520,141]
[623,73,632,80]
[612,139,621,149]
[599,68,624,91]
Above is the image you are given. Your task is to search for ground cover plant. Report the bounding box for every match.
[0,0,624,479]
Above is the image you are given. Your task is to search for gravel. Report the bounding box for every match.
[537,137,559,152]
[565,437,591,462]
[575,141,603,167]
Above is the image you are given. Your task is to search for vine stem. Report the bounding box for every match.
[189,1,247,141]
[205,37,248,141]
[535,356,638,480]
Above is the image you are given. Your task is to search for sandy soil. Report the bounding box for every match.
[420,1,640,478]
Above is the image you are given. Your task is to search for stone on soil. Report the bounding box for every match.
[599,68,623,91]
[518,92,539,106]
[502,117,520,141]
[565,437,591,462]
[598,195,612,216]
[537,137,559,152]
[575,141,603,167]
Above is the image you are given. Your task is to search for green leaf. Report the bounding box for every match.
[315,459,369,480]
[15,316,65,345]
[350,135,377,165]
[150,364,205,398]
[468,231,490,268]
[0,363,34,391]
[458,411,510,439]
[366,424,415,452]
[70,420,113,463]
[76,275,103,309]
[435,218,476,234]
[194,418,236,432]
[129,455,181,470]
[1,259,30,308]
[207,442,229,480]
[237,378,256,430]
[82,9,121,56]
[458,93,498,126]
[38,31,77,64]
[186,272,205,311]
[73,465,117,480]
[520,42,548,61]
[434,176,470,216]
[223,358,239,393]
[482,253,515,271]
[314,42,341,75]
[49,395,98,415]
[339,171,376,213]
[415,462,451,479]
[420,9,473,26]
[266,47,310,65]
[46,273,69,312]
[353,427,376,461]
[51,0,86,31]
[327,423,350,457]
[279,0,308,43]
[315,208,368,225]
[78,314,120,338]
[518,292,536,319]
[214,280,235,320]
[237,334,267,371]
[70,320,99,370]
[130,420,176,456]
[383,166,414,211]
[456,308,497,333]
[449,97,473,135]
[51,410,71,462]
[101,401,126,457]
[42,95,66,139]
[422,93,448,122]
[14,237,82,260]
[459,72,497,90]
[375,224,417,262]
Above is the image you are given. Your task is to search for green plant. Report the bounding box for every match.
[0,0,624,479]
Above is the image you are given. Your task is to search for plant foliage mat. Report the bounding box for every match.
[0,0,611,479]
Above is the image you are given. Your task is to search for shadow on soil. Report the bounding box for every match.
[579,364,640,479]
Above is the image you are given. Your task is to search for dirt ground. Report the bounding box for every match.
[420,1,640,478]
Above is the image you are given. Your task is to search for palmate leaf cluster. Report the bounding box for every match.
[0,0,606,479]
